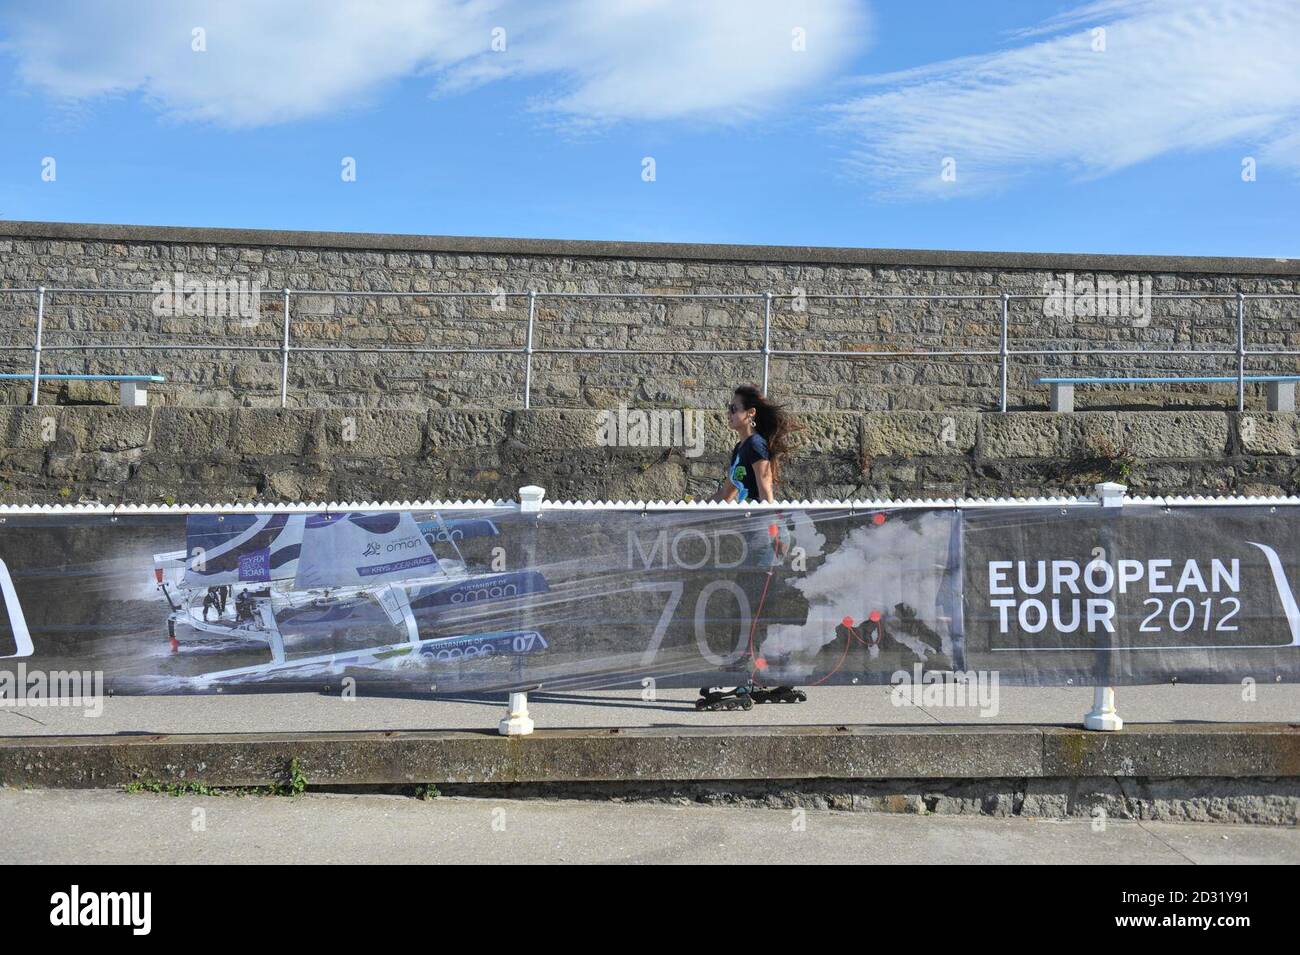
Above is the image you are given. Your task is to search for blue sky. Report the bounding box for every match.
[0,0,1297,256]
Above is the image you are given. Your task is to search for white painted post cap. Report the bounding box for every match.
[518,485,546,513]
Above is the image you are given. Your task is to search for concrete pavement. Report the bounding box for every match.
[2,788,1296,864]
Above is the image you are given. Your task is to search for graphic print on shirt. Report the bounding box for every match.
[728,454,749,501]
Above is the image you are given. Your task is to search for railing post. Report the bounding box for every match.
[1236,292,1246,413]
[999,293,1009,413]
[523,290,536,410]
[1085,480,1126,731]
[761,291,772,394]
[499,482,546,736]
[280,288,291,409]
[30,286,45,407]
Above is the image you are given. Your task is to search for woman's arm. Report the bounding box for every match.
[753,458,775,503]
[709,482,738,503]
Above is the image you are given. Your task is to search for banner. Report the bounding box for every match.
[962,505,1300,684]
[0,502,1297,697]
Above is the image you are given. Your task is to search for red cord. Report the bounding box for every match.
[746,568,774,683]
[807,618,882,687]
[744,523,782,684]
[807,625,854,686]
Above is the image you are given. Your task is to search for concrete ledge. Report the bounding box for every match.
[1041,724,1300,777]
[4,219,1298,274]
[4,406,1290,505]
[2,723,1296,790]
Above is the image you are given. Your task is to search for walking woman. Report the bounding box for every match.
[699,384,803,710]
[711,384,796,507]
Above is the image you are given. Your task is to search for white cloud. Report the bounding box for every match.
[831,0,1300,197]
[0,0,869,127]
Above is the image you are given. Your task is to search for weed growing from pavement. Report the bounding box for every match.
[124,757,309,797]
[125,779,220,797]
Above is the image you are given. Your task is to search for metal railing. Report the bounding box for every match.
[0,285,1297,410]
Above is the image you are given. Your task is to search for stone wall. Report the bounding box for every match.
[2,406,1297,505]
[2,220,1299,413]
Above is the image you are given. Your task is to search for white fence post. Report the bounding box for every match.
[499,690,535,736]
[1085,480,1126,731]
[498,484,547,735]
[518,484,545,513]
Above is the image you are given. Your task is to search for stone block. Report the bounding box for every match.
[227,410,316,456]
[1118,412,1229,458]
[861,411,977,457]
[979,414,1066,459]
[323,410,423,457]
[510,409,605,448]
[1238,413,1297,455]
[152,409,233,455]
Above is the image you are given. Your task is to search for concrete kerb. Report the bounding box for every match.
[2,723,1297,791]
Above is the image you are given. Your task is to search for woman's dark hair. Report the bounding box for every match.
[733,384,802,487]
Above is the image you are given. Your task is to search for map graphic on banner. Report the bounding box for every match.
[0,502,1297,697]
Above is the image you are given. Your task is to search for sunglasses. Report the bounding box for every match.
[727,403,746,414]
